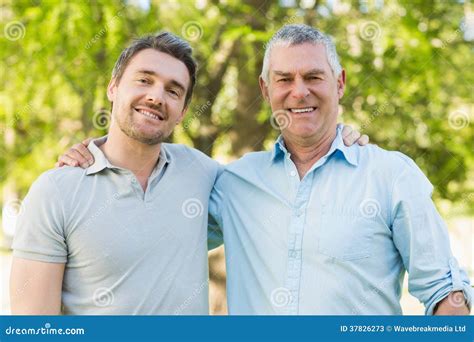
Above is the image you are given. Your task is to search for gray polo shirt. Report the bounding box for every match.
[12,139,220,315]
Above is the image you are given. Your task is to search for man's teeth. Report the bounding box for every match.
[290,107,315,113]
[137,109,161,120]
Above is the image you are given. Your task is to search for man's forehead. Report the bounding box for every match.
[269,42,330,74]
[125,49,190,83]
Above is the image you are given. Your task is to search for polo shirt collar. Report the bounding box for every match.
[86,137,171,175]
[85,138,110,175]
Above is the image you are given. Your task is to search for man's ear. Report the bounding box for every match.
[107,78,118,102]
[337,69,346,99]
[259,76,270,103]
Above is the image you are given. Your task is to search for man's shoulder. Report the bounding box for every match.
[354,144,432,191]
[226,150,272,169]
[356,144,422,172]
[163,143,221,172]
[22,167,87,207]
[217,150,272,186]
[33,166,87,191]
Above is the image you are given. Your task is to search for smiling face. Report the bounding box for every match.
[107,48,190,145]
[260,42,345,145]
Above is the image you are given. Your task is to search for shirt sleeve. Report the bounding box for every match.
[390,154,472,315]
[12,172,67,263]
[208,168,225,251]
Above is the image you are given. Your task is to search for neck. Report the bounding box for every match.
[100,125,161,187]
[283,128,337,178]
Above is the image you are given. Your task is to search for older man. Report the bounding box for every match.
[208,25,471,315]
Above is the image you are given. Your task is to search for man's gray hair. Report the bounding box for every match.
[261,24,342,84]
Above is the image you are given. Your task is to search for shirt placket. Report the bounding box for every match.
[283,155,313,315]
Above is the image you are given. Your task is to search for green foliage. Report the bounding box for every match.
[0,0,472,214]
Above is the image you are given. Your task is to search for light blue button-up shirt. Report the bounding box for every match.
[209,125,472,315]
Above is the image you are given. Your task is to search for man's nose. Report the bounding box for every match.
[146,85,165,105]
[291,78,310,99]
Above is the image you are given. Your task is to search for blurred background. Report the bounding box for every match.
[0,0,473,315]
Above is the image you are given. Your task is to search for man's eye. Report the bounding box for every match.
[278,78,290,82]
[168,89,180,97]
[137,78,150,84]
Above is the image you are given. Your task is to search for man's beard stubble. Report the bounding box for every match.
[115,108,171,145]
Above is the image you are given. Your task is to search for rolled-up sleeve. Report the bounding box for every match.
[390,156,472,315]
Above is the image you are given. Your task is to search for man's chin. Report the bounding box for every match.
[284,126,320,139]
[133,132,169,145]
[119,125,169,146]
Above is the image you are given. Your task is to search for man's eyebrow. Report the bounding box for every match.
[273,70,293,77]
[304,68,326,75]
[135,69,186,92]
[272,69,326,77]
[136,69,156,76]
[169,80,186,93]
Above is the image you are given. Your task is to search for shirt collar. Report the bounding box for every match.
[85,137,111,175]
[271,135,288,160]
[85,137,171,175]
[271,124,359,167]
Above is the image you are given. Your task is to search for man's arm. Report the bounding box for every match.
[391,154,471,315]
[10,258,65,315]
[11,172,69,315]
[433,291,470,315]
[208,165,225,251]
[56,126,369,168]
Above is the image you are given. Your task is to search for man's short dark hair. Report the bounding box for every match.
[112,32,197,107]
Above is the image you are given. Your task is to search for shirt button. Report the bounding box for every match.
[290,171,297,177]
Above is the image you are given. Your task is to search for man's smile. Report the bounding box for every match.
[134,106,165,121]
